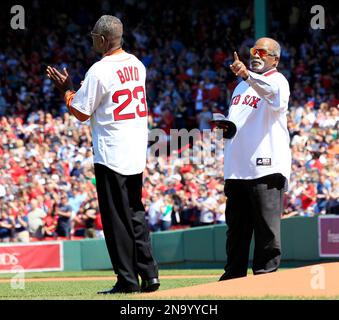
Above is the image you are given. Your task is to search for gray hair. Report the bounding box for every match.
[271,40,281,57]
[94,15,123,40]
[256,37,281,57]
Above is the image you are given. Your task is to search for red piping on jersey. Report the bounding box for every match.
[263,69,278,77]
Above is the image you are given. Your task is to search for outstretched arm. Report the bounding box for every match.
[229,52,289,110]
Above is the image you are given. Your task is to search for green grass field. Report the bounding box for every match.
[0,269,337,300]
[0,269,222,279]
[0,269,220,300]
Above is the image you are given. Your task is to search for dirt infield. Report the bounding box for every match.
[144,262,339,298]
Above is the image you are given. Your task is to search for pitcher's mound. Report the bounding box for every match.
[147,262,339,298]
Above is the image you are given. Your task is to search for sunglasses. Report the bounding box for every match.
[250,47,276,58]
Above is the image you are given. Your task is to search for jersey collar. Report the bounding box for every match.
[263,68,278,77]
[103,48,125,57]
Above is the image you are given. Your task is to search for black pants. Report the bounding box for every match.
[223,173,286,279]
[94,164,158,289]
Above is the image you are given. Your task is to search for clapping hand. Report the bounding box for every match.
[46,66,74,93]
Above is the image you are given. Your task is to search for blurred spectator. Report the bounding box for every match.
[94,211,104,239]
[70,161,84,178]
[55,195,72,237]
[193,81,209,114]
[147,192,163,232]
[197,105,212,131]
[82,198,100,238]
[326,182,339,215]
[215,194,226,224]
[27,199,46,239]
[68,185,88,214]
[42,213,58,238]
[13,211,30,242]
[0,211,13,242]
[194,187,217,226]
[300,180,317,216]
[159,195,173,231]
[72,210,87,237]
[315,174,331,214]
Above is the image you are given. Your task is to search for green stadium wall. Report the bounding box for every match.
[61,216,337,271]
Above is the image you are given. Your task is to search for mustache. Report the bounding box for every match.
[251,59,263,64]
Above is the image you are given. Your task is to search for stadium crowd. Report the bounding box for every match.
[0,0,338,242]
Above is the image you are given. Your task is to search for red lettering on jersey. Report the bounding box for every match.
[128,66,134,80]
[249,96,261,108]
[242,95,251,105]
[232,95,240,105]
[117,66,139,83]
[117,70,125,84]
[123,67,130,81]
[134,67,139,81]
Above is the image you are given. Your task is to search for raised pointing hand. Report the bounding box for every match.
[229,51,249,80]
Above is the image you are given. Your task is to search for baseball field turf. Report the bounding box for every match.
[0,264,338,300]
[0,269,218,300]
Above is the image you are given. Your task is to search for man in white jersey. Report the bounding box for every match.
[46,15,159,294]
[217,38,291,281]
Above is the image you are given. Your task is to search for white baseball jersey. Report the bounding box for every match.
[71,50,149,175]
[224,68,291,182]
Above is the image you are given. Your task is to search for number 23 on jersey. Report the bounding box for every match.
[112,86,147,121]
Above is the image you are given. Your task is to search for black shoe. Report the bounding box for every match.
[219,273,228,281]
[219,273,246,281]
[97,285,140,294]
[141,278,160,292]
